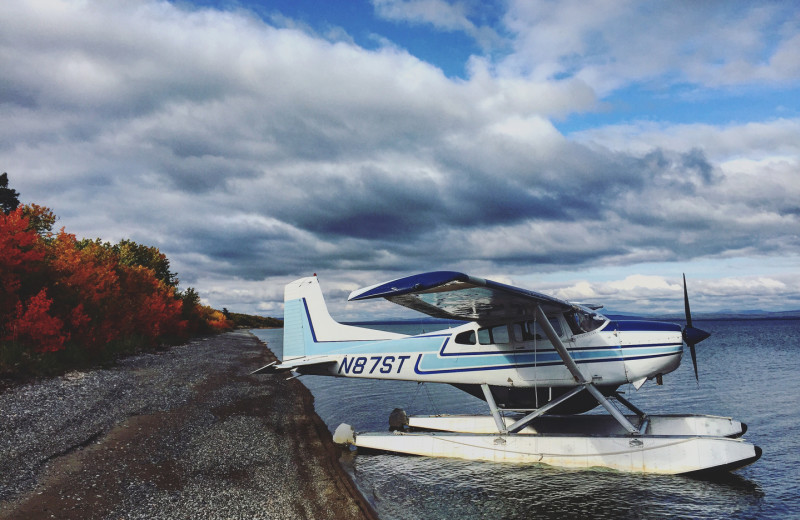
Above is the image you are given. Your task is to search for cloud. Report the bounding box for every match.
[550,273,800,314]
[1,0,798,316]
[499,0,800,92]
[371,0,502,49]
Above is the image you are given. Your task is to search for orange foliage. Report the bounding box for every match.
[115,265,187,345]
[206,309,233,332]
[0,202,230,365]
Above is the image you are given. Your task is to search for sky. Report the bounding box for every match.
[2,0,799,319]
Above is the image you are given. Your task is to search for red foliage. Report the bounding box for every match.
[5,289,68,353]
[0,208,45,318]
[116,265,187,345]
[50,231,119,306]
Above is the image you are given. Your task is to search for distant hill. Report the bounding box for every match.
[607,310,800,321]
[226,312,283,328]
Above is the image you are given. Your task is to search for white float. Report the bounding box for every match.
[337,421,761,475]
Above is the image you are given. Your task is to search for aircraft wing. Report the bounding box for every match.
[348,271,573,322]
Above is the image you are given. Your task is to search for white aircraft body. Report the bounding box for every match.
[257,271,761,475]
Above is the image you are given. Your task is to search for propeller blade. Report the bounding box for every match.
[688,342,699,382]
[683,273,692,329]
[682,274,710,383]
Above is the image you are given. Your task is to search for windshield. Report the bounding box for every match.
[566,307,607,334]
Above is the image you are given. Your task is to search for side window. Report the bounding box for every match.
[526,318,563,339]
[478,325,510,344]
[455,330,476,345]
[511,323,524,342]
[491,325,510,344]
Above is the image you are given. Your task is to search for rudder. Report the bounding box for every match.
[282,276,404,361]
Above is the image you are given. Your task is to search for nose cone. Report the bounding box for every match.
[683,326,711,345]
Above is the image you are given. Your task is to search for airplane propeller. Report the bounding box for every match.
[682,274,711,382]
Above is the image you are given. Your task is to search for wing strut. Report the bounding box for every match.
[533,305,639,435]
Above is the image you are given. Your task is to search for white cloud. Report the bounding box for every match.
[499,0,800,92]
[371,0,501,49]
[572,119,800,162]
[548,273,800,314]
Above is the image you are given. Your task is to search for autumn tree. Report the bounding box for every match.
[114,239,178,287]
[47,232,122,349]
[5,289,68,353]
[1,197,234,374]
[0,208,45,320]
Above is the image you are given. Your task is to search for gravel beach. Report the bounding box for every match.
[0,331,377,520]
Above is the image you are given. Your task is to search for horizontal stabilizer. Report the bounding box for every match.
[250,361,277,375]
[251,356,338,375]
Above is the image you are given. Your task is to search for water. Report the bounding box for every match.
[253,319,800,519]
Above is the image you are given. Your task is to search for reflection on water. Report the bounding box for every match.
[349,456,765,520]
[253,319,799,519]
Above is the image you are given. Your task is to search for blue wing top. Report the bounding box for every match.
[348,271,573,322]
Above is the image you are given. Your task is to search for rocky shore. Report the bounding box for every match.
[0,331,377,520]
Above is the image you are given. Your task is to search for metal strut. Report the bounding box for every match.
[533,305,640,435]
[481,383,507,434]
[613,391,649,435]
[507,385,585,433]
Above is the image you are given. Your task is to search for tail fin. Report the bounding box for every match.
[282,276,403,361]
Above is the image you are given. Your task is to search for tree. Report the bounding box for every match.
[21,204,57,237]
[114,239,178,287]
[4,289,68,353]
[0,173,20,214]
[0,208,45,321]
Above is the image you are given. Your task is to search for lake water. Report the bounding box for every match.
[253,319,800,519]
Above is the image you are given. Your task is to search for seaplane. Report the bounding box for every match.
[254,271,761,475]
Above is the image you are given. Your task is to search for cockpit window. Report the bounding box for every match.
[455,330,476,345]
[566,307,606,334]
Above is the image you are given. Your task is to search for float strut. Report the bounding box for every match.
[613,391,650,434]
[585,385,639,434]
[481,384,507,434]
[613,391,646,418]
[507,385,585,434]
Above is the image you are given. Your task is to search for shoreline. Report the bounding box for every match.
[0,331,378,519]
[258,335,380,520]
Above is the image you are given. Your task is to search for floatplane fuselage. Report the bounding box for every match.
[256,272,761,475]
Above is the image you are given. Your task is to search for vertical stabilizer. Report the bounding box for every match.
[282,276,403,361]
